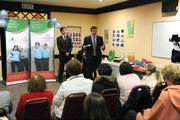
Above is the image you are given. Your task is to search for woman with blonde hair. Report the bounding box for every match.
[136,63,180,120]
[141,63,164,93]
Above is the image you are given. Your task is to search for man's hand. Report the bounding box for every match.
[101,44,105,51]
[66,52,69,56]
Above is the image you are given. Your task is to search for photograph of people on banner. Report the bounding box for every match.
[5,18,30,84]
[30,19,55,80]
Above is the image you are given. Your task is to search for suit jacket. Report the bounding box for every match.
[83,35,104,63]
[57,35,73,58]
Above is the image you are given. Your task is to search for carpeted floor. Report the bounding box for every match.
[0,81,60,120]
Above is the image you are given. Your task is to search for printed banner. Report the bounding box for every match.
[5,18,30,84]
[30,19,55,80]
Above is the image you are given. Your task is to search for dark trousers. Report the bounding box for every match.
[84,56,101,80]
[171,49,180,63]
[34,58,43,71]
[58,56,71,82]
[20,58,29,72]
[11,61,20,73]
[43,58,49,71]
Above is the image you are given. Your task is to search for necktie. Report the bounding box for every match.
[93,36,96,56]
[63,35,67,50]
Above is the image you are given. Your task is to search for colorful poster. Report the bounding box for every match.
[127,20,134,37]
[66,26,82,48]
[112,29,124,48]
[5,18,30,84]
[30,19,55,81]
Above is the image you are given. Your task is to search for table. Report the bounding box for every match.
[102,60,146,76]
[102,60,121,76]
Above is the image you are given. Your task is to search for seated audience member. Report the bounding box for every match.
[92,63,118,93]
[0,91,13,120]
[141,63,164,93]
[84,93,111,120]
[117,62,142,105]
[136,64,180,120]
[15,74,53,120]
[53,59,93,119]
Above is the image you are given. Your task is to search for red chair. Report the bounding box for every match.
[61,92,87,120]
[152,82,167,105]
[21,98,52,120]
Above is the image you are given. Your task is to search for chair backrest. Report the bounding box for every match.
[61,92,86,120]
[152,82,167,105]
[123,85,152,113]
[21,98,51,120]
[101,88,119,117]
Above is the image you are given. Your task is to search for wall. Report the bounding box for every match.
[97,1,180,65]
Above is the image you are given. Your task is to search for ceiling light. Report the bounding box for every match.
[99,0,104,2]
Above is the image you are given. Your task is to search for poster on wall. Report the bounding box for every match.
[30,19,55,81]
[5,18,30,84]
[104,29,109,44]
[127,20,134,37]
[66,26,82,48]
[112,29,125,47]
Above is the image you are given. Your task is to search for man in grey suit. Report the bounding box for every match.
[57,27,73,83]
[83,26,105,80]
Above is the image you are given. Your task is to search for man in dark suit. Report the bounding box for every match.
[57,27,73,83]
[83,26,105,80]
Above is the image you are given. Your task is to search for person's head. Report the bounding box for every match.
[35,42,40,48]
[90,26,97,37]
[19,47,23,52]
[145,63,156,75]
[66,59,82,76]
[84,93,111,120]
[119,62,134,75]
[12,45,18,51]
[28,74,47,92]
[43,44,48,49]
[97,63,112,76]
[60,27,66,35]
[161,64,180,85]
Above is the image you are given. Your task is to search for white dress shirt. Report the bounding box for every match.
[53,74,93,118]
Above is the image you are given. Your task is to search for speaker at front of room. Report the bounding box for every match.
[162,0,179,13]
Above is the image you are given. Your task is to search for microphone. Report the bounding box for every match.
[83,44,91,48]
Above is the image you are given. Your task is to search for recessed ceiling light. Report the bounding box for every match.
[99,0,104,2]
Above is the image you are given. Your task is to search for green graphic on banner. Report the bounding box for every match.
[30,20,53,32]
[6,19,28,32]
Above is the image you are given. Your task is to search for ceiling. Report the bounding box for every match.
[3,0,128,9]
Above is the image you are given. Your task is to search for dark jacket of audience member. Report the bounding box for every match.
[15,74,53,120]
[84,93,111,120]
[136,64,180,120]
[92,63,118,93]
[92,75,117,93]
